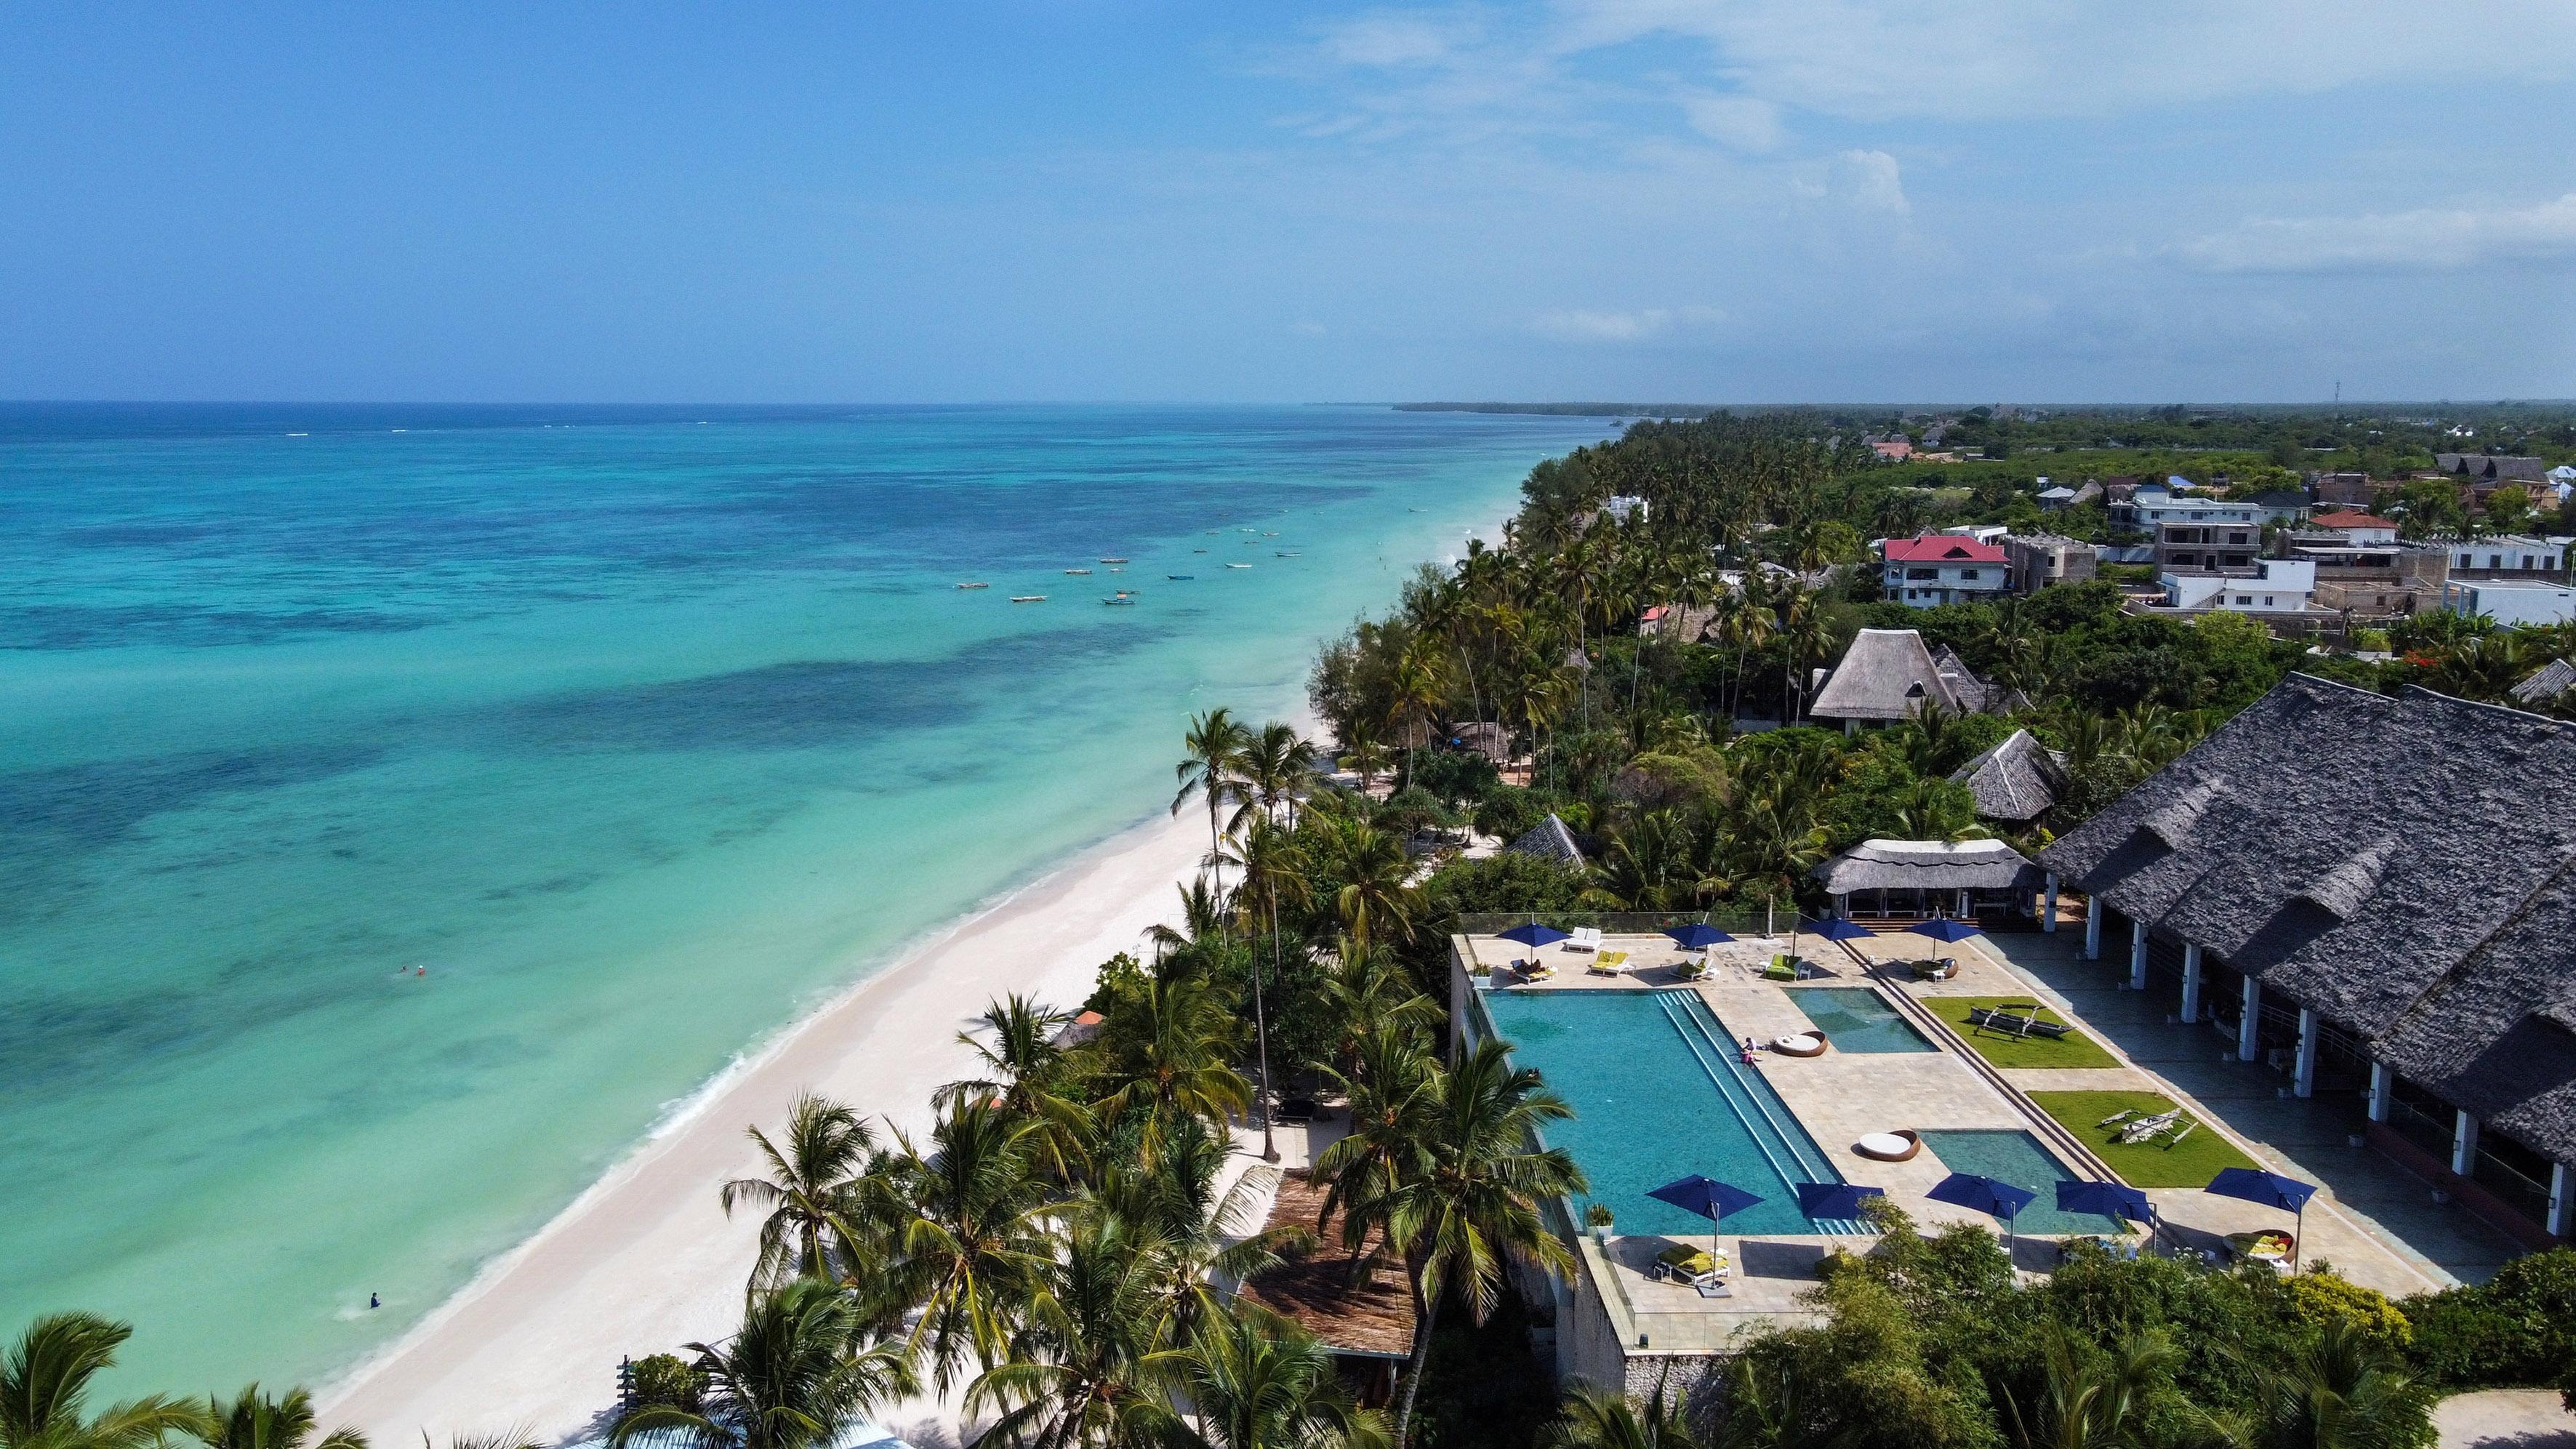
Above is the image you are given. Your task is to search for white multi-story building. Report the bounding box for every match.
[2444,579,2576,627]
[2160,558,2317,614]
[2433,534,2567,580]
[1881,534,2009,606]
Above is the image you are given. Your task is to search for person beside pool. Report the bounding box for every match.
[1740,1036,1758,1064]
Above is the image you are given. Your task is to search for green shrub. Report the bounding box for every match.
[2288,1267,2410,1346]
[2404,1248,2576,1387]
[627,1351,702,1411]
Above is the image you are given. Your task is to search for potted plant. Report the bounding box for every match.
[1585,1203,1614,1242]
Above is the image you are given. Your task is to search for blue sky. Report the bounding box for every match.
[4,1,2572,403]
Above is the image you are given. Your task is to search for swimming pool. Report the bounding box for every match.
[1476,989,1863,1237]
[1915,1129,2121,1235]
[1784,987,1937,1053]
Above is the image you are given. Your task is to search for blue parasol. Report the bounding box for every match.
[1498,923,1569,948]
[2206,1166,2318,1268]
[1648,1174,1765,1224]
[2056,1179,2156,1226]
[1930,1172,2037,1247]
[1910,917,1983,942]
[1664,923,1734,950]
[1807,917,1874,942]
[1794,1181,1885,1222]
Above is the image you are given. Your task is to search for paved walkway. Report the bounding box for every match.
[1978,928,2520,1288]
[2437,1390,2576,1449]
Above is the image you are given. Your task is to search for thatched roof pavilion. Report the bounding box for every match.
[1949,728,2066,823]
[1813,838,2044,901]
[1810,629,2001,726]
[1239,1171,1416,1362]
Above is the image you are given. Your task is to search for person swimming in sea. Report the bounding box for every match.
[369,1293,380,1309]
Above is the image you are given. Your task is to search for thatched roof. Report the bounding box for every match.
[2040,675,2576,1160]
[1238,1172,1416,1358]
[1813,838,2042,895]
[1446,721,1512,760]
[2512,658,2576,706]
[1810,629,1983,722]
[1506,814,1584,864]
[1949,729,2066,822]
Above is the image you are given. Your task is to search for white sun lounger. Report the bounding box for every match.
[1566,926,1604,953]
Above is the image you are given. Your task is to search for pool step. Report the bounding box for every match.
[1654,990,1868,1235]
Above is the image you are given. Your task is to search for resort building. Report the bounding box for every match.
[1809,629,2004,730]
[2436,453,2548,483]
[2156,558,2320,617]
[2154,519,2263,574]
[1946,728,2066,827]
[1812,838,2050,923]
[2042,675,2576,1247]
[2433,534,2569,582]
[1879,534,2008,606]
[1240,1171,1414,1404]
[2113,485,2261,531]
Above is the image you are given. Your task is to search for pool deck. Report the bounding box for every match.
[1456,924,2457,1360]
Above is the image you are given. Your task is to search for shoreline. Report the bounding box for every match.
[318,798,1219,1442]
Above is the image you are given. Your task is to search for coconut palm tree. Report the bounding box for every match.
[1546,1381,1698,1449]
[1314,941,1440,1070]
[610,1278,912,1449]
[1086,1116,1304,1352]
[1316,1039,1585,1447]
[1089,971,1251,1136]
[1176,709,1254,910]
[936,995,1092,1180]
[963,1215,1179,1449]
[0,1312,206,1449]
[1999,1327,2173,1449]
[1219,819,1309,1161]
[2237,1319,2434,1449]
[188,1389,364,1449]
[1148,875,1229,963]
[880,1103,1055,1393]
[1311,817,1416,955]
[1236,723,1320,832]
[721,1093,878,1291]
[1163,1305,1388,1449]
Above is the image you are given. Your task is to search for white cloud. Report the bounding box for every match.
[1320,13,1472,68]
[1680,95,1781,153]
[1832,149,1908,214]
[2177,193,2576,273]
[1532,305,1724,342]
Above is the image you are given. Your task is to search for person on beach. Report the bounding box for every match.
[369,1293,380,1309]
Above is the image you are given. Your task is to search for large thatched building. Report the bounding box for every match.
[2042,675,2576,1246]
[1948,728,2067,824]
[1813,838,2047,920]
[1808,628,2007,730]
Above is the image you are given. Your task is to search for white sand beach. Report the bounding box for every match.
[320,802,1221,1445]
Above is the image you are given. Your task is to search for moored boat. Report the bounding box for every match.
[1010,595,1046,603]
[956,582,991,589]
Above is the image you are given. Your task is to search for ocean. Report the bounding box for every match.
[0,403,1613,1395]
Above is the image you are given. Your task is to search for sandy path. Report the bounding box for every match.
[320,804,1216,1445]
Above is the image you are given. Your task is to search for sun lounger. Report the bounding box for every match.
[1672,958,1709,982]
[2116,1109,2183,1144]
[1650,1244,1730,1289]
[1763,955,1799,982]
[1567,926,1604,953]
[1909,958,1958,981]
[1585,950,1631,978]
[1967,1004,2071,1039]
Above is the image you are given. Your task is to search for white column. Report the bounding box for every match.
[2084,907,2103,960]
[2044,873,2059,934]
[1958,888,1971,918]
[2238,977,2261,1062]
[2180,944,2204,1023]
[2294,1006,2319,1099]
[2368,1062,2392,1123]
[2452,1111,2479,1176]
[2128,919,2148,990]
[2551,1163,2572,1238]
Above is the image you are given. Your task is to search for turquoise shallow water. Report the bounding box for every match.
[0,403,1613,1395]
[1475,989,1853,1238]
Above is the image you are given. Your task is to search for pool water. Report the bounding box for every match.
[1916,1129,2122,1235]
[1785,987,1938,1053]
[1476,989,1862,1237]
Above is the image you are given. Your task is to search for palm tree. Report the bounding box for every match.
[1219,819,1309,1161]
[1148,875,1229,963]
[611,1278,912,1449]
[1087,1116,1305,1346]
[1315,941,1440,1070]
[964,1215,1179,1449]
[1314,817,1416,955]
[1164,1305,1388,1449]
[1090,971,1251,1138]
[1316,1039,1586,1447]
[721,1093,878,1290]
[2239,1319,2434,1449]
[1176,708,1255,910]
[189,1389,364,1449]
[1546,1381,1698,1449]
[1236,723,1319,832]
[937,995,1091,1179]
[0,1312,206,1449]
[1999,1327,2172,1449]
[880,1104,1055,1393]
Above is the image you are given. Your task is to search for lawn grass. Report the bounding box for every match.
[2028,1088,2260,1187]
[1922,995,2122,1069]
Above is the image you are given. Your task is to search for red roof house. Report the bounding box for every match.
[1884,534,2007,564]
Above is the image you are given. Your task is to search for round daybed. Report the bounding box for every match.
[1772,1032,1828,1058]
[1855,1129,1922,1162]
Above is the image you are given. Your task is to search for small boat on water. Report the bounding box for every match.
[957,582,991,590]
[1226,562,1253,569]
[1275,550,1301,558]
[1107,566,1126,572]
[1103,596,1135,606]
[1065,568,1093,575]
[1168,574,1195,580]
[1192,547,1208,553]
[1262,531,1279,537]
[1099,556,1128,563]
[1011,595,1047,603]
